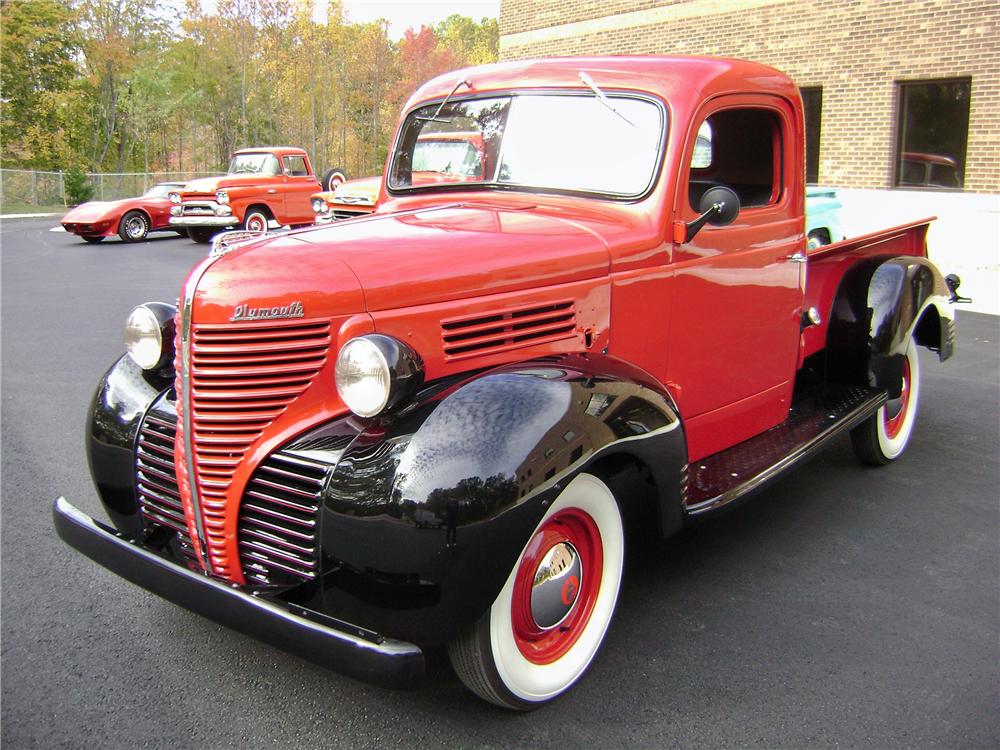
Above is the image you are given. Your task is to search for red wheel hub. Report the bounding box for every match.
[511,508,603,665]
[883,357,911,439]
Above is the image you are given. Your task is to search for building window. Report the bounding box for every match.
[895,79,971,189]
[801,87,822,184]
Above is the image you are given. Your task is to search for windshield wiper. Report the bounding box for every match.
[578,71,637,128]
[417,79,472,123]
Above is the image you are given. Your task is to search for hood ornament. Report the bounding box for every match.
[231,301,304,322]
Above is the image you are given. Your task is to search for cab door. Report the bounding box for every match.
[666,94,805,461]
[280,154,318,224]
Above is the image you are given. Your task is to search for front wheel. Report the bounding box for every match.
[447,473,624,710]
[186,228,217,244]
[241,208,269,234]
[850,335,921,465]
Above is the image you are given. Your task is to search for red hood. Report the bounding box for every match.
[62,200,132,221]
[193,203,613,322]
[285,204,611,311]
[181,174,278,194]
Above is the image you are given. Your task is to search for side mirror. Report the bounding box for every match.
[686,186,740,242]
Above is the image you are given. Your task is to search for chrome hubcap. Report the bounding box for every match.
[127,217,144,237]
[530,541,582,630]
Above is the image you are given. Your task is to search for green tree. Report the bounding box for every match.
[0,0,81,168]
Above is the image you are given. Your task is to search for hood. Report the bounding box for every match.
[287,203,612,311]
[181,174,275,194]
[192,232,366,323]
[63,200,126,221]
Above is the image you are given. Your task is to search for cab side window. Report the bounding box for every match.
[689,109,782,211]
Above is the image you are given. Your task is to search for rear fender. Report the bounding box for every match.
[313,352,685,645]
[827,256,954,396]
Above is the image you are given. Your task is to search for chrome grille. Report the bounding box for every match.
[238,452,331,584]
[136,404,196,561]
[188,318,331,577]
[136,410,186,533]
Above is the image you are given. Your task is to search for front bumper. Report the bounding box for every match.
[169,216,238,228]
[53,497,425,689]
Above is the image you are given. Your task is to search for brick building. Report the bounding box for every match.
[498,0,1000,311]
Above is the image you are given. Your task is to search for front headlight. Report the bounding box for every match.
[216,190,229,205]
[169,192,181,204]
[335,335,423,417]
[124,302,176,371]
[312,197,326,214]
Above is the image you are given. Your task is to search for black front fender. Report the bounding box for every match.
[311,353,685,646]
[86,354,173,537]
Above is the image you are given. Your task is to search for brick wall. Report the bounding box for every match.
[499,0,1000,193]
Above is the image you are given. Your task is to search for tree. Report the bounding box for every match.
[0,0,81,168]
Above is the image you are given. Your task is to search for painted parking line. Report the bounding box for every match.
[50,226,67,232]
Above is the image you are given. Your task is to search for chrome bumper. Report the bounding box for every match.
[169,216,238,228]
[52,497,425,688]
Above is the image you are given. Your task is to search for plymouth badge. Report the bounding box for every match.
[230,301,304,322]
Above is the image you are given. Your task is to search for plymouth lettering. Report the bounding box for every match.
[230,301,304,322]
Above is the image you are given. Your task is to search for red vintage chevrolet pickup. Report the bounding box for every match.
[56,56,963,710]
[169,146,320,242]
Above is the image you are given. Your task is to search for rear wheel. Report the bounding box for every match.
[448,473,624,710]
[851,335,921,465]
[118,210,149,242]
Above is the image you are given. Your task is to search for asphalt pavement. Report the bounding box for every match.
[2,217,998,748]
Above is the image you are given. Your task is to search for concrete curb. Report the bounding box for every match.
[1,212,61,219]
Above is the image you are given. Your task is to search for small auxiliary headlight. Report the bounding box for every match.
[335,335,423,417]
[216,190,229,205]
[124,302,176,371]
[312,197,326,214]
[169,192,181,204]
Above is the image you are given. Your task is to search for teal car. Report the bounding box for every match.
[805,187,844,249]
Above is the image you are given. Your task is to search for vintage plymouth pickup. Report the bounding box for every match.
[55,56,962,710]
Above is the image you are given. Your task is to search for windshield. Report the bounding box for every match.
[389,93,665,197]
[143,184,180,198]
[228,153,280,176]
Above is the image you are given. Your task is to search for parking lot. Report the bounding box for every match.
[2,216,997,748]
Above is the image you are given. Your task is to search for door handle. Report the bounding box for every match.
[785,252,807,263]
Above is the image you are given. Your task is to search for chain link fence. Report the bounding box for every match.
[1,169,218,213]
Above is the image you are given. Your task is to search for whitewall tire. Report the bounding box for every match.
[448,473,624,710]
[851,335,921,465]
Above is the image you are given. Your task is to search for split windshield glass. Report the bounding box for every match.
[389,93,665,197]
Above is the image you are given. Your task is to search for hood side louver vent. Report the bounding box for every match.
[441,300,576,361]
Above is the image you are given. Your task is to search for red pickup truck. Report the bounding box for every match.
[56,57,961,710]
[169,146,320,242]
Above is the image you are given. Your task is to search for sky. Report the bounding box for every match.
[340,1,500,38]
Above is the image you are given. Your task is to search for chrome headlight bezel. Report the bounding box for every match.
[215,190,230,205]
[311,197,327,214]
[168,192,181,204]
[124,302,177,371]
[335,335,423,418]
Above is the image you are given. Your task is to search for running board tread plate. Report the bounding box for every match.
[684,385,886,514]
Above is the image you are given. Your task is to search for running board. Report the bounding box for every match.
[684,385,886,515]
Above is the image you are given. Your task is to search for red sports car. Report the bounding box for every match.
[61,182,187,243]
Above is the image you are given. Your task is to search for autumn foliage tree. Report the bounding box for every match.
[0,0,499,179]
